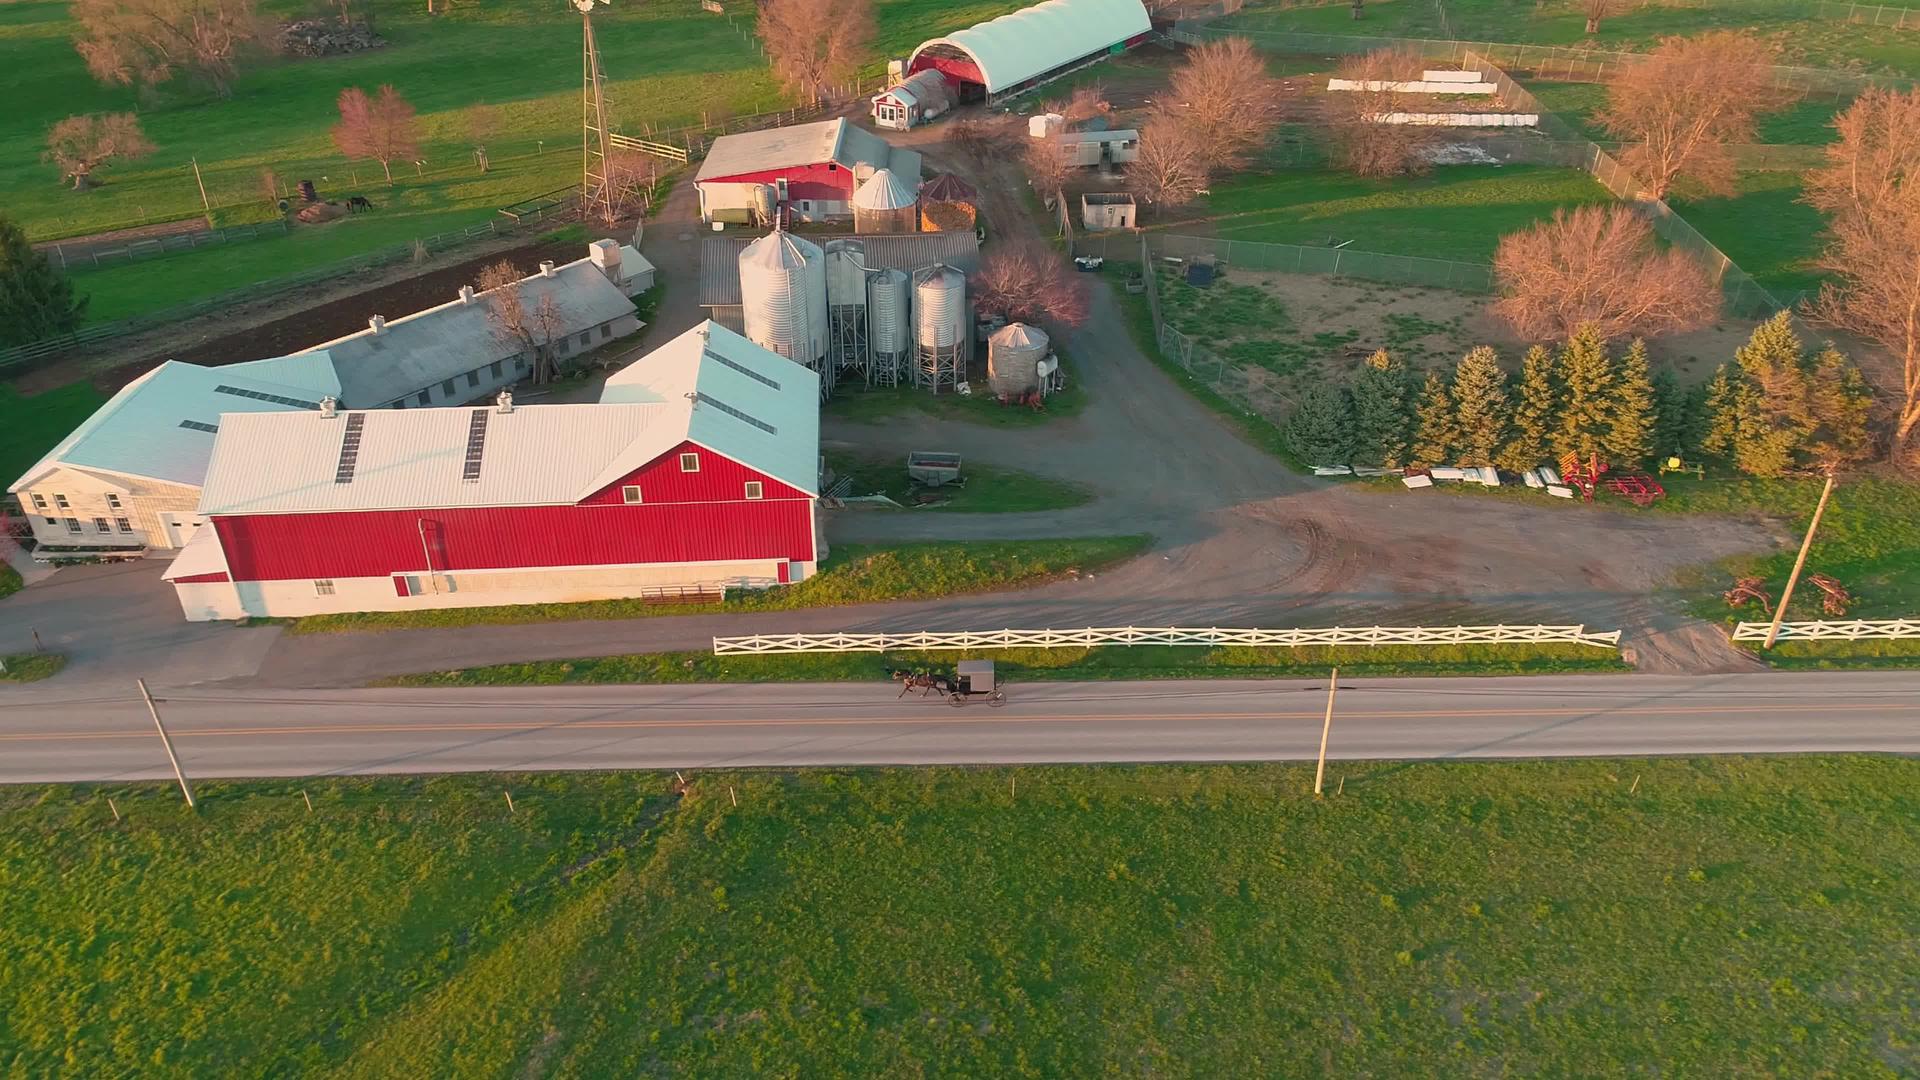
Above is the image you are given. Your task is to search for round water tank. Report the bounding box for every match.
[987,322,1050,397]
[739,230,827,366]
[913,264,966,351]
[823,239,869,309]
[748,183,776,223]
[867,268,910,356]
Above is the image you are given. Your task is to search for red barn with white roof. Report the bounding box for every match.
[165,321,821,621]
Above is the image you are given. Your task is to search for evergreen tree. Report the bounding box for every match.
[1350,349,1413,468]
[1678,380,1712,457]
[1650,365,1690,460]
[1735,311,1814,431]
[1701,364,1739,460]
[1604,338,1657,466]
[1410,370,1460,467]
[1550,325,1617,464]
[1807,344,1875,466]
[1703,361,1798,477]
[1286,383,1356,466]
[1450,345,1510,467]
[0,213,86,347]
[1496,344,1557,473]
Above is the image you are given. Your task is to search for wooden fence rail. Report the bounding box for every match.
[712,624,1624,654]
[1732,619,1920,641]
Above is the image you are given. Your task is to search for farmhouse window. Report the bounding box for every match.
[30,494,46,510]
[43,518,56,527]
[93,517,111,533]
[314,579,336,596]
[679,452,700,473]
[599,324,612,341]
[743,481,764,500]
[64,518,81,534]
[490,361,504,379]
[106,493,122,510]
[466,371,480,389]
[579,331,591,348]
[621,485,643,504]
[417,390,433,407]
[441,379,456,397]
[115,518,134,533]
[54,494,70,509]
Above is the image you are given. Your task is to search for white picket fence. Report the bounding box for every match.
[1732,619,1920,642]
[711,624,1622,655]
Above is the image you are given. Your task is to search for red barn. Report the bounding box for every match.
[695,117,921,225]
[164,321,821,622]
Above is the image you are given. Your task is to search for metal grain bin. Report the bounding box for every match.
[986,322,1050,397]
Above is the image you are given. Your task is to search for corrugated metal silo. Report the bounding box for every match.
[912,263,967,393]
[851,168,919,235]
[823,239,870,377]
[986,322,1050,398]
[866,268,910,387]
[739,229,830,396]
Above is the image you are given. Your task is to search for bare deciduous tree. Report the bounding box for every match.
[758,0,873,105]
[1581,0,1634,34]
[72,0,267,99]
[945,115,1016,161]
[1127,117,1209,214]
[478,260,565,385]
[1804,87,1920,466]
[1492,204,1719,341]
[332,85,420,184]
[1597,31,1776,199]
[1327,48,1437,177]
[465,101,499,172]
[1047,83,1110,128]
[606,151,659,221]
[1158,36,1281,172]
[970,239,1090,329]
[42,113,155,190]
[1020,133,1076,207]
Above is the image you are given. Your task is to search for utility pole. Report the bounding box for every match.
[1764,473,1836,649]
[137,679,196,808]
[190,157,212,227]
[1313,667,1339,797]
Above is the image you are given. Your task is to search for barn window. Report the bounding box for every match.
[466,371,480,389]
[392,400,406,410]
[579,331,591,348]
[313,579,336,596]
[54,494,70,509]
[621,485,643,504]
[116,517,134,533]
[490,360,504,379]
[599,324,611,340]
[515,355,528,372]
[30,494,46,510]
[678,452,700,473]
[43,518,57,527]
[417,389,433,407]
[743,481,764,500]
[105,493,123,510]
[441,379,456,397]
[63,518,81,534]
[93,517,110,533]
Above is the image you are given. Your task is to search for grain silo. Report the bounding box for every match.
[739,229,830,396]
[867,268,910,387]
[851,168,919,235]
[986,322,1050,398]
[912,264,967,393]
[823,239,870,378]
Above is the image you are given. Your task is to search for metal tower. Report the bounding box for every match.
[578,0,615,223]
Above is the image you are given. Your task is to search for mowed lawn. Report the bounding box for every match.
[1221,0,1920,75]
[0,380,107,484]
[1196,165,1611,260]
[1524,80,1849,146]
[1667,171,1829,300]
[5,758,1917,1075]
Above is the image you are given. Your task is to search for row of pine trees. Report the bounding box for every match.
[1285,314,1875,478]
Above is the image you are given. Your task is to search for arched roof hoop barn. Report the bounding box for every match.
[907,0,1152,100]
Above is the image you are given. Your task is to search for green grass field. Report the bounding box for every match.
[0,652,67,682]
[825,452,1094,512]
[0,379,108,485]
[1524,81,1849,146]
[1222,0,1920,75]
[1667,171,1829,300]
[276,536,1151,634]
[6,758,1917,1075]
[1195,165,1612,260]
[386,640,1627,686]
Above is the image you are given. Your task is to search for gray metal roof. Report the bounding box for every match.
[700,231,981,308]
[300,258,636,407]
[696,118,914,183]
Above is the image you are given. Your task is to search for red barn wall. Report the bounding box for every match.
[697,162,853,204]
[910,54,984,87]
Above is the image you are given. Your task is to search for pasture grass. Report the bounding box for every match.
[383,641,1627,686]
[0,379,109,485]
[276,536,1153,634]
[1667,171,1829,300]
[1193,165,1612,261]
[0,652,67,682]
[1761,638,1920,669]
[825,453,1095,513]
[5,758,1916,1074]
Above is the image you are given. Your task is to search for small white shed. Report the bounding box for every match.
[1080,192,1135,231]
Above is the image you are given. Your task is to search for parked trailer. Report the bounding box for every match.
[907,450,962,486]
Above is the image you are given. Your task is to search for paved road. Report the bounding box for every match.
[4,672,1914,785]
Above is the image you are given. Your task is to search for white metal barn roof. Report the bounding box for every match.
[695,117,920,184]
[9,355,343,492]
[197,321,818,515]
[910,0,1151,94]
